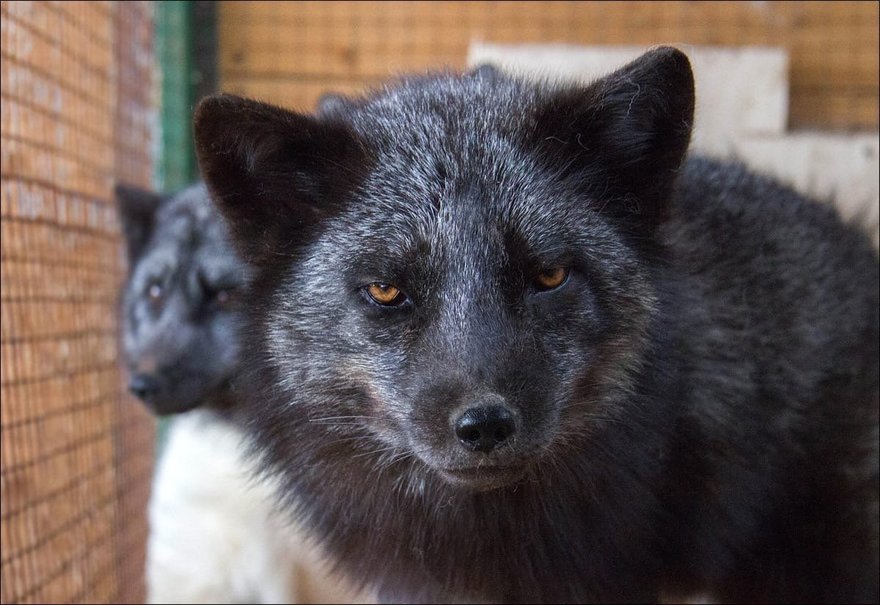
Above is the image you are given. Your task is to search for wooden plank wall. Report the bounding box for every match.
[219,1,879,131]
[0,2,155,603]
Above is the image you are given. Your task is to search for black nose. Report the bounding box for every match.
[454,405,516,453]
[129,374,160,401]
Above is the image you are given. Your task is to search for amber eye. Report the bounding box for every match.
[535,267,569,291]
[366,283,407,306]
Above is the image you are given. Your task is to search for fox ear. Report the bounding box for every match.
[115,184,163,264]
[193,94,366,265]
[535,47,695,230]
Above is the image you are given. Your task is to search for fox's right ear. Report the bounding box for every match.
[193,94,367,266]
[115,184,162,264]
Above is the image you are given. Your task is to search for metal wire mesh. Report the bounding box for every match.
[0,2,156,603]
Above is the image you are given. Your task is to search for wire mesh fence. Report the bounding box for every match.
[1,2,156,603]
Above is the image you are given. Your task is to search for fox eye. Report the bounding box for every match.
[207,287,238,310]
[200,272,240,310]
[365,283,408,307]
[214,288,233,306]
[534,267,569,291]
[146,280,164,303]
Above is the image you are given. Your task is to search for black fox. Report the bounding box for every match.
[116,184,352,604]
[193,48,879,603]
[116,183,248,415]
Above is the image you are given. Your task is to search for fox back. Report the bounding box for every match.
[194,49,879,602]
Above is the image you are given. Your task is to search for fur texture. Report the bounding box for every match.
[117,183,248,414]
[194,48,880,603]
[147,410,368,604]
[117,184,368,604]
[147,410,299,604]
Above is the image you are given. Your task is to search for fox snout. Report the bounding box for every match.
[453,404,517,454]
[125,357,216,415]
[433,397,530,491]
[126,369,193,415]
[129,373,160,401]
[397,385,541,490]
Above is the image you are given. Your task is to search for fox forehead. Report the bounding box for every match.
[319,164,619,283]
[320,91,625,272]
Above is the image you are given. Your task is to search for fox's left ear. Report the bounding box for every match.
[534,47,695,230]
[115,184,163,264]
[193,94,367,266]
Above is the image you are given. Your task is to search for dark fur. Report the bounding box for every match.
[116,183,248,414]
[193,48,880,602]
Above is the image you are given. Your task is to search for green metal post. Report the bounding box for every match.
[152,0,217,450]
[155,0,196,192]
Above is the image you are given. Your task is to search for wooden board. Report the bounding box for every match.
[219,0,879,129]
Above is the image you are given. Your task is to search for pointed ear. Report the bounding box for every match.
[115,184,163,264]
[193,94,367,265]
[535,47,695,230]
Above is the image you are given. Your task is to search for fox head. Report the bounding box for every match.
[193,48,694,492]
[116,184,249,415]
